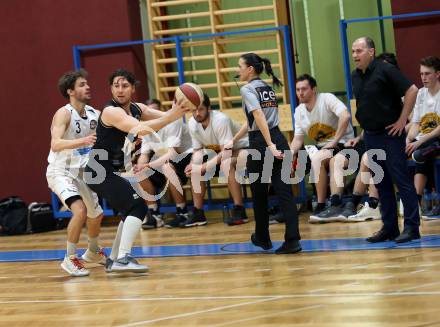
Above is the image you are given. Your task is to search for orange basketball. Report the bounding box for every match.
[174,82,204,111]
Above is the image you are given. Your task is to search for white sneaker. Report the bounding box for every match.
[61,255,90,277]
[347,202,381,222]
[81,248,108,265]
[106,254,148,273]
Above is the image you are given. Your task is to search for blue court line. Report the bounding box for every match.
[1,235,440,262]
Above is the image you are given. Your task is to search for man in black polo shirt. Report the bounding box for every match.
[351,36,420,243]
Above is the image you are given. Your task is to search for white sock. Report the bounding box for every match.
[88,237,99,253]
[110,221,124,261]
[117,216,142,260]
[148,203,158,211]
[66,241,77,257]
[176,203,186,209]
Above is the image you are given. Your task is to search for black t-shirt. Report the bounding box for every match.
[352,58,413,131]
[92,100,142,170]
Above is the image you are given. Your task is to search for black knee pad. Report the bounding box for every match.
[126,198,148,220]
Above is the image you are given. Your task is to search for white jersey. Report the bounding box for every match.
[188,110,249,152]
[47,104,99,173]
[294,93,354,147]
[141,119,192,155]
[411,87,440,140]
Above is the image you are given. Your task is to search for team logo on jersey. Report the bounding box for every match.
[206,144,221,153]
[308,123,336,143]
[90,120,97,130]
[255,86,278,108]
[420,112,440,135]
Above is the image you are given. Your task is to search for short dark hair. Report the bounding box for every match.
[146,98,161,107]
[202,93,210,108]
[420,56,440,72]
[377,52,399,69]
[58,69,88,99]
[109,69,138,86]
[296,74,317,89]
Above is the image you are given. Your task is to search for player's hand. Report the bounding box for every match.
[322,141,338,150]
[170,98,191,118]
[269,143,284,160]
[133,163,149,174]
[82,134,97,146]
[386,118,406,136]
[224,140,234,150]
[344,137,360,148]
[184,164,192,177]
[405,139,421,155]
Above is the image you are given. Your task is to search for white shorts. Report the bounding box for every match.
[47,170,103,218]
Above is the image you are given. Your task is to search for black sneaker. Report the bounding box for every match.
[165,212,188,228]
[182,209,207,227]
[269,207,285,224]
[309,205,343,224]
[227,206,248,225]
[142,210,164,230]
[338,202,356,222]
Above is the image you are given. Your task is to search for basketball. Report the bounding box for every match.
[174,82,204,111]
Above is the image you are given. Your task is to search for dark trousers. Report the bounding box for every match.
[247,127,300,243]
[364,130,420,232]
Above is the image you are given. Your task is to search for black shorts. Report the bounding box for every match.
[84,163,148,219]
[296,141,365,175]
[149,152,192,189]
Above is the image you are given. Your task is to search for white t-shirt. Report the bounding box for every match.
[294,93,354,147]
[141,119,192,155]
[411,87,440,140]
[47,104,99,173]
[188,110,249,152]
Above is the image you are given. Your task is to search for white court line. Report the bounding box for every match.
[209,304,324,327]
[409,269,427,274]
[396,281,440,293]
[376,275,394,280]
[308,289,327,293]
[3,291,440,305]
[117,297,281,327]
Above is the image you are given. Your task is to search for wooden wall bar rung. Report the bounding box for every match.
[215,20,275,30]
[153,26,212,36]
[152,11,210,22]
[150,0,209,8]
[214,5,274,16]
[158,69,216,78]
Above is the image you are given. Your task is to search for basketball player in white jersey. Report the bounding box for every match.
[46,69,106,277]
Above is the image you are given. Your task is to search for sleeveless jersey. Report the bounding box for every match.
[91,99,142,171]
[47,104,99,171]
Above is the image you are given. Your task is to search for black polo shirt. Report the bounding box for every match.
[352,58,413,131]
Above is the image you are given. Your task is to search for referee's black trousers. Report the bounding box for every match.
[247,127,301,243]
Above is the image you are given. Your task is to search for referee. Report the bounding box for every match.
[351,37,420,243]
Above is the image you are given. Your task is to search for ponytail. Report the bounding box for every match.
[261,58,283,88]
[240,53,283,88]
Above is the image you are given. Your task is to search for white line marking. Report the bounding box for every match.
[396,282,440,292]
[192,270,210,274]
[376,275,394,280]
[223,269,240,273]
[117,297,281,327]
[3,291,440,305]
[384,265,401,268]
[409,269,427,274]
[309,289,327,293]
[209,304,324,327]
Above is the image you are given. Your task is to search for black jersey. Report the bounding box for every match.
[92,99,142,170]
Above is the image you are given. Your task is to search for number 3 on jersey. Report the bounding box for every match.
[75,121,81,133]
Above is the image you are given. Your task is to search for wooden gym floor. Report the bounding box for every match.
[1,211,440,326]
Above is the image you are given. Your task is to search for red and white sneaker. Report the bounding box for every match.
[61,255,90,277]
[81,248,108,265]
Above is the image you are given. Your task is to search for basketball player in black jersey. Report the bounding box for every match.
[85,69,189,273]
